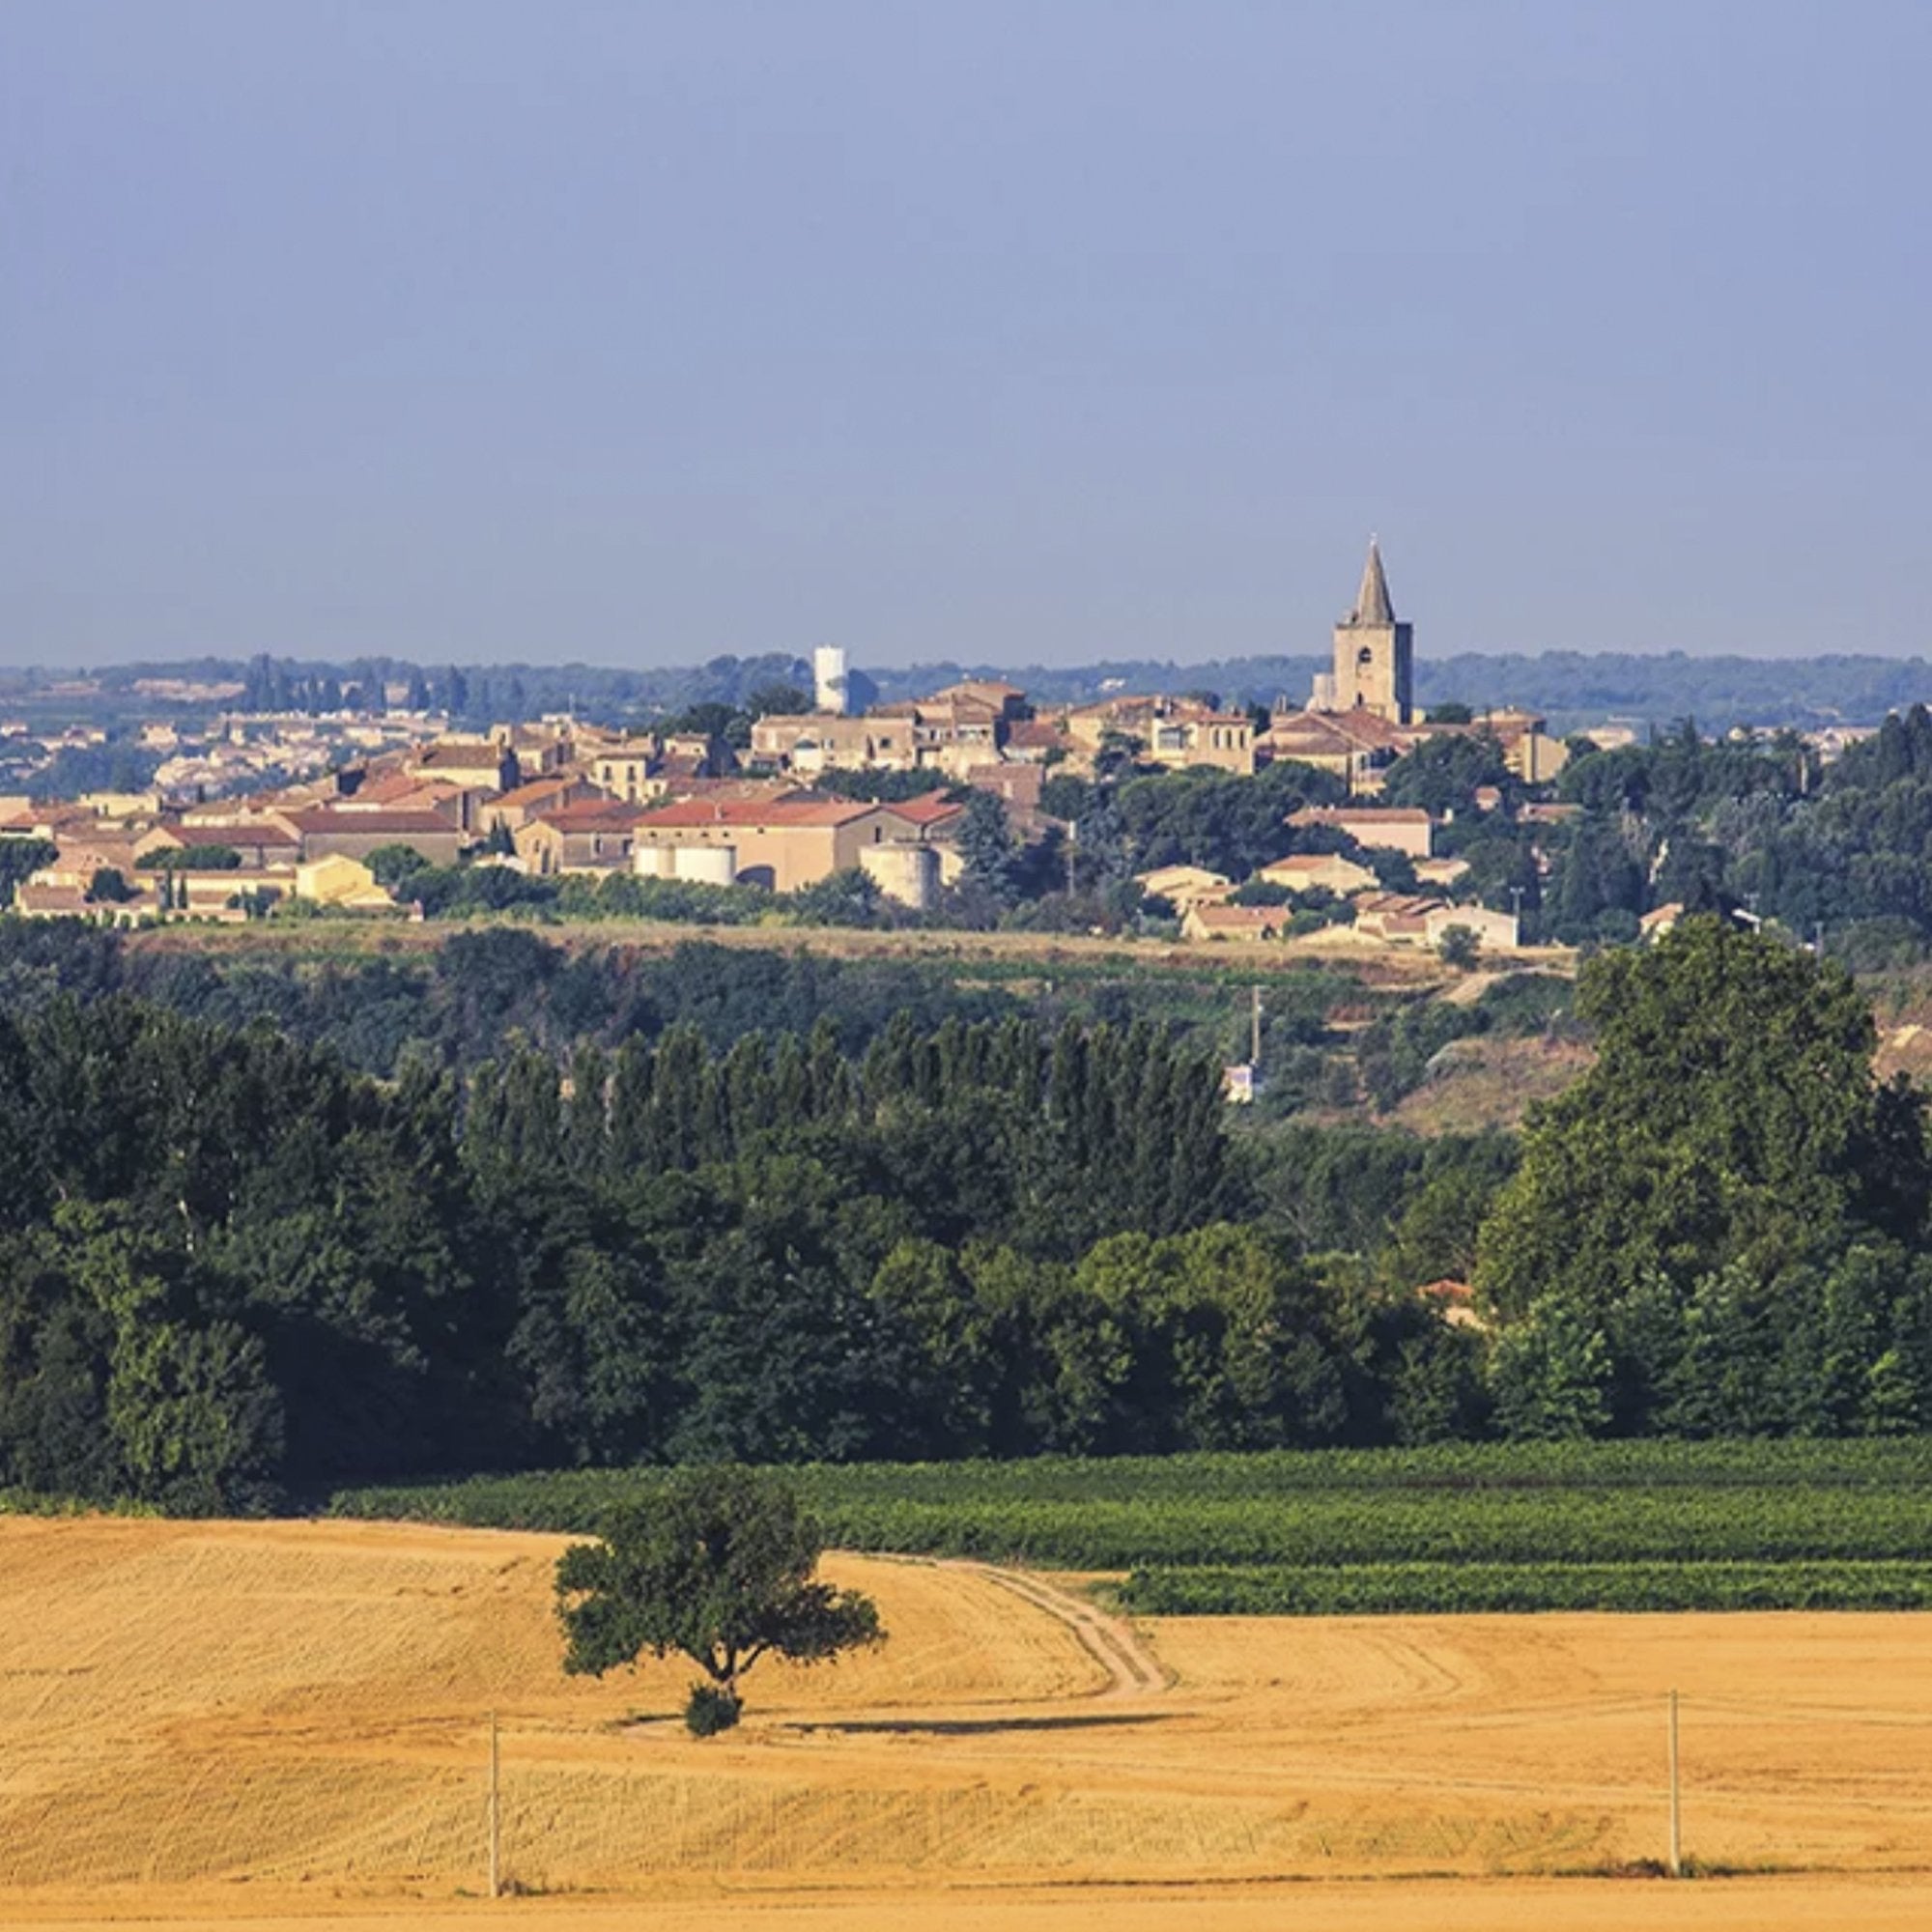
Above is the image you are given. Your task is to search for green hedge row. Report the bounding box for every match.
[329,1460,1932,1569]
[1120,1561,1932,1615]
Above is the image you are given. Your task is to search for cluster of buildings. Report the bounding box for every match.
[0,543,1582,938]
[0,712,979,923]
[1140,803,1526,952]
[752,546,1571,797]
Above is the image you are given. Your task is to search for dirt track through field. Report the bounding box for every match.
[940,1560,1167,1696]
[8,1515,1932,1926]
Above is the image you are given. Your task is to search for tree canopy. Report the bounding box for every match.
[554,1466,882,1731]
[1475,918,1932,1438]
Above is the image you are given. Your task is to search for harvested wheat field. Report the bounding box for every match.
[5,1516,1932,1929]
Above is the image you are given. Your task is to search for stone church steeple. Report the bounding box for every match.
[1325,537,1413,724]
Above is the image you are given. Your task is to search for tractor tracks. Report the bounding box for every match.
[934,1559,1170,1698]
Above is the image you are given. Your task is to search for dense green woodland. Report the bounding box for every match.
[0,989,1486,1509]
[2,917,1929,1513]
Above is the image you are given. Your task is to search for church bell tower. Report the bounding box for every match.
[1328,538,1412,724]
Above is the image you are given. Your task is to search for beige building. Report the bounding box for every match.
[482,775,598,834]
[1351,891,1520,952]
[406,740,518,792]
[294,854,396,909]
[1147,710,1256,776]
[1181,903,1285,942]
[1258,852,1378,895]
[1262,707,1415,792]
[586,742,662,804]
[292,810,466,867]
[629,797,943,895]
[1136,864,1235,909]
[749,714,919,774]
[1289,805,1435,860]
[515,802,647,874]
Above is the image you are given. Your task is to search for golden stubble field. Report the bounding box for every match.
[4,1516,1932,1931]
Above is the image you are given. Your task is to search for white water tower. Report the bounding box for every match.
[813,643,849,715]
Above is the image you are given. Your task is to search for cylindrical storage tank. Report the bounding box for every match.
[633,842,676,878]
[860,841,938,911]
[673,843,738,886]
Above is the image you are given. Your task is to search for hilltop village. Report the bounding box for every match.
[0,547,1603,952]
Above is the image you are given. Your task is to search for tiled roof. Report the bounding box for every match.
[635,797,881,831]
[528,802,649,831]
[1293,806,1433,826]
[292,810,460,836]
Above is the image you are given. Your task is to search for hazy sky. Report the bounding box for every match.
[5,2,1928,668]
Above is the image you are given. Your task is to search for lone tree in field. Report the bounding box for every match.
[554,1466,884,1735]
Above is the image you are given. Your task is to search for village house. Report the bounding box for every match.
[627,796,947,896]
[481,774,599,836]
[749,713,918,775]
[153,867,289,923]
[291,809,466,868]
[1257,851,1378,895]
[294,854,397,910]
[404,739,519,793]
[515,801,648,875]
[961,763,1055,839]
[1135,864,1236,909]
[999,718,1073,764]
[585,741,662,804]
[1289,805,1435,860]
[13,879,156,924]
[1180,903,1285,942]
[1145,708,1257,777]
[1350,891,1520,952]
[1260,707,1416,791]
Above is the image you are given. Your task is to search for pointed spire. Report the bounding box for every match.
[1350,536,1395,626]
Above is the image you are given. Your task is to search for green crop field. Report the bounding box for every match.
[327,1440,1932,1614]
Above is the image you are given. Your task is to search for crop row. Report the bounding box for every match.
[328,1474,1932,1568]
[1119,1561,1932,1616]
[326,1437,1932,1520]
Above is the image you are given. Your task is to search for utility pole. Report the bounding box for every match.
[1065,820,1078,897]
[1250,984,1263,1065]
[488,1709,501,1899]
[1667,1690,1682,1878]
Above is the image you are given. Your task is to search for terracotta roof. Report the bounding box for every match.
[635,797,883,831]
[1262,853,1370,877]
[13,883,93,914]
[1352,891,1446,917]
[887,796,968,826]
[1293,806,1433,827]
[494,777,581,810]
[292,810,460,836]
[1269,709,1412,753]
[1187,904,1282,934]
[528,802,649,831]
[412,743,507,769]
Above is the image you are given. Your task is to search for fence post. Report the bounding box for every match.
[1667,1689,1682,1878]
[488,1709,501,1899]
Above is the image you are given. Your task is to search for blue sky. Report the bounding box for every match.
[4,1,1928,668]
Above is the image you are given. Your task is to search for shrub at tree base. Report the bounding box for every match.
[684,1683,743,1735]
